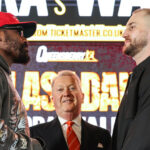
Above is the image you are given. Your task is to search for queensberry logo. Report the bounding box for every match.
[36,45,98,62]
[0,0,149,17]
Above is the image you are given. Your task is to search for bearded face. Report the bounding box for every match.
[8,39,30,64]
[123,32,148,57]
[122,11,150,58]
[1,29,30,64]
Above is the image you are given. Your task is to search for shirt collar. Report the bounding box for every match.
[58,114,81,127]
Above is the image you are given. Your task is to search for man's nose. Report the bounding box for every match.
[122,28,128,39]
[63,88,71,96]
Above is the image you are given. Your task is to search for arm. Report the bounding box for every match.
[123,86,150,150]
[0,73,43,150]
[0,120,43,149]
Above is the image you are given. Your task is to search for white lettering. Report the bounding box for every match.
[36,45,48,62]
[87,117,98,126]
[32,116,45,126]
[0,0,150,17]
[4,0,18,15]
[77,0,115,16]
[82,116,86,121]
[77,0,94,16]
[28,115,115,134]
[27,116,32,127]
[111,117,116,135]
[0,0,1,11]
[19,0,48,16]
[98,0,115,16]
[36,45,86,62]
[100,117,106,129]
[118,0,150,16]
[47,116,54,122]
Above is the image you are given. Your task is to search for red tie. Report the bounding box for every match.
[66,121,80,150]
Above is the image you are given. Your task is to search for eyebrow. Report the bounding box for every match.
[56,84,75,87]
[127,22,136,26]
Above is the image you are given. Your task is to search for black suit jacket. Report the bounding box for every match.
[30,117,111,150]
[112,57,150,150]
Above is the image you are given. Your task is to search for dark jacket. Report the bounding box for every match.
[30,117,112,150]
[0,55,42,150]
[112,56,150,150]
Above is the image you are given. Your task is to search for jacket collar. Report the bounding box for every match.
[0,55,11,74]
[132,56,150,79]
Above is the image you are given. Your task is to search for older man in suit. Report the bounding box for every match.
[30,70,111,150]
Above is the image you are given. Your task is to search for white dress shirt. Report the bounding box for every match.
[58,115,82,144]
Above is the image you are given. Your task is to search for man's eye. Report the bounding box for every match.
[70,87,76,90]
[129,26,135,30]
[57,88,63,91]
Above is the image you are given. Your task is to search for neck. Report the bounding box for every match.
[133,46,150,65]
[59,112,78,121]
[0,52,12,66]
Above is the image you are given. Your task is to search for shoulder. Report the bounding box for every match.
[30,117,60,134]
[30,122,50,131]
[82,120,111,149]
[138,65,150,96]
[0,67,7,82]
[82,120,111,137]
[30,117,61,145]
[30,118,57,132]
[0,67,8,95]
[30,120,53,139]
[141,65,150,81]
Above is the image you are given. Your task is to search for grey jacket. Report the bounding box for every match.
[0,55,43,150]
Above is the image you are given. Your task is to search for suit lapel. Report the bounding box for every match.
[52,117,68,150]
[124,69,144,119]
[80,119,90,150]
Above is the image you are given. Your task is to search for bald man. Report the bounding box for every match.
[112,8,150,150]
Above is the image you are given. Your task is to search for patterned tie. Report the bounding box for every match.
[66,121,80,150]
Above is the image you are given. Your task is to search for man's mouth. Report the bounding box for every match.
[124,39,131,45]
[22,42,28,49]
[21,43,28,52]
[24,46,28,51]
[62,99,74,103]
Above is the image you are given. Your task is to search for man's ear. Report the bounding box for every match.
[0,41,9,51]
[0,30,5,42]
[0,30,8,51]
[51,96,55,107]
[81,93,84,103]
[51,95,53,101]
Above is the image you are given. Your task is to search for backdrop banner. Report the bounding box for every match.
[11,41,135,134]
